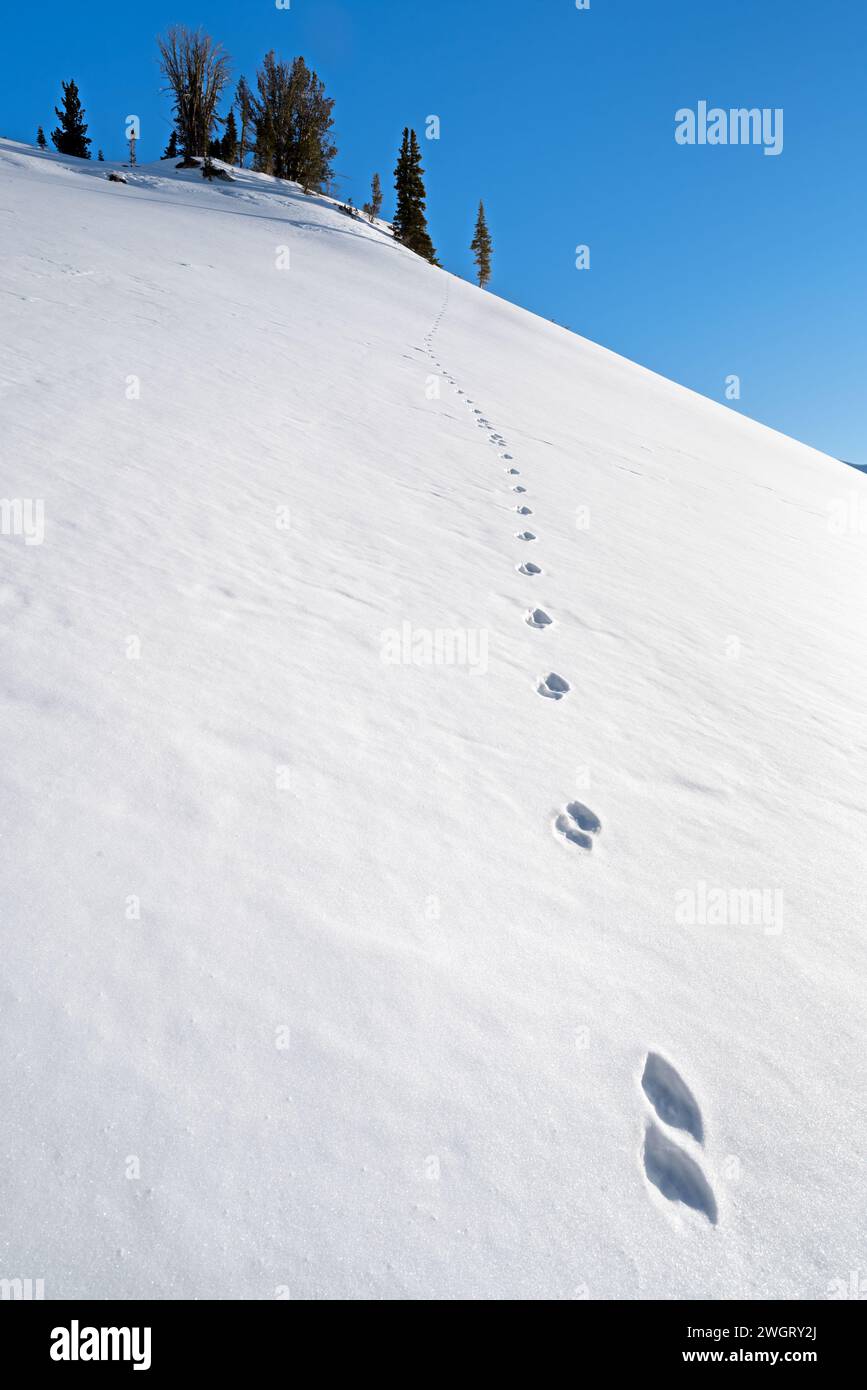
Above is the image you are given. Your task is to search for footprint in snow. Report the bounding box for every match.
[512,486,527,494]
[642,1124,718,1226]
[516,505,533,516]
[507,468,520,476]
[554,800,601,850]
[638,1053,717,1225]
[527,608,553,629]
[538,672,570,700]
[641,1053,704,1143]
[501,454,514,461]
[518,561,542,576]
[516,531,537,542]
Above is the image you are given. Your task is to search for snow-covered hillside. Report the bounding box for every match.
[1,138,865,1300]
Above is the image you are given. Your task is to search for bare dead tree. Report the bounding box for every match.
[157,26,231,163]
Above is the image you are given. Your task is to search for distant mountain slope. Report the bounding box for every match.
[1,139,865,1300]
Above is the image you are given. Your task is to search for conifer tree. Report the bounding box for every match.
[393,129,411,242]
[162,129,179,160]
[251,53,336,191]
[363,171,382,222]
[36,126,47,150]
[470,200,493,288]
[221,108,238,164]
[98,149,104,162]
[51,80,91,158]
[393,128,437,264]
[235,77,254,167]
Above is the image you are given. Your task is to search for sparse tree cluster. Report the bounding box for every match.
[35,33,495,288]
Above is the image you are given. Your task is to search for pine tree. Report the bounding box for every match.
[51,80,91,159]
[363,171,383,222]
[235,77,254,167]
[36,126,47,150]
[291,58,337,191]
[251,53,336,192]
[98,149,105,162]
[162,129,179,160]
[393,128,437,264]
[221,108,238,163]
[470,200,493,288]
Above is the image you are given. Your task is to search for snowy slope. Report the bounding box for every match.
[1,138,865,1300]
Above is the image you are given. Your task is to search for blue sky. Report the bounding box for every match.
[4,0,865,462]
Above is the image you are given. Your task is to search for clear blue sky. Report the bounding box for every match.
[4,0,865,462]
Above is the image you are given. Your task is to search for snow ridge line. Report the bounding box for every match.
[421,287,603,853]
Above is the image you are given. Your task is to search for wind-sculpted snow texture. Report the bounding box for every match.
[1,140,865,1300]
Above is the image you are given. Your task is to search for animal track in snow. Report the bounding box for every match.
[501,453,514,461]
[516,505,533,515]
[512,485,527,493]
[641,1053,704,1143]
[538,673,570,700]
[643,1123,718,1226]
[638,1053,717,1225]
[518,561,542,576]
[516,531,537,542]
[526,608,553,629]
[554,801,602,850]
[507,468,520,476]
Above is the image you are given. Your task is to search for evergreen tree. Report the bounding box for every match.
[290,58,337,191]
[470,200,493,288]
[393,128,437,264]
[98,149,105,162]
[221,108,238,163]
[392,129,411,241]
[51,79,91,159]
[36,126,47,150]
[235,76,255,167]
[363,171,383,222]
[252,53,336,191]
[162,129,179,160]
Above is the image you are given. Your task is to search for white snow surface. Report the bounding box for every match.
[1,139,865,1300]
